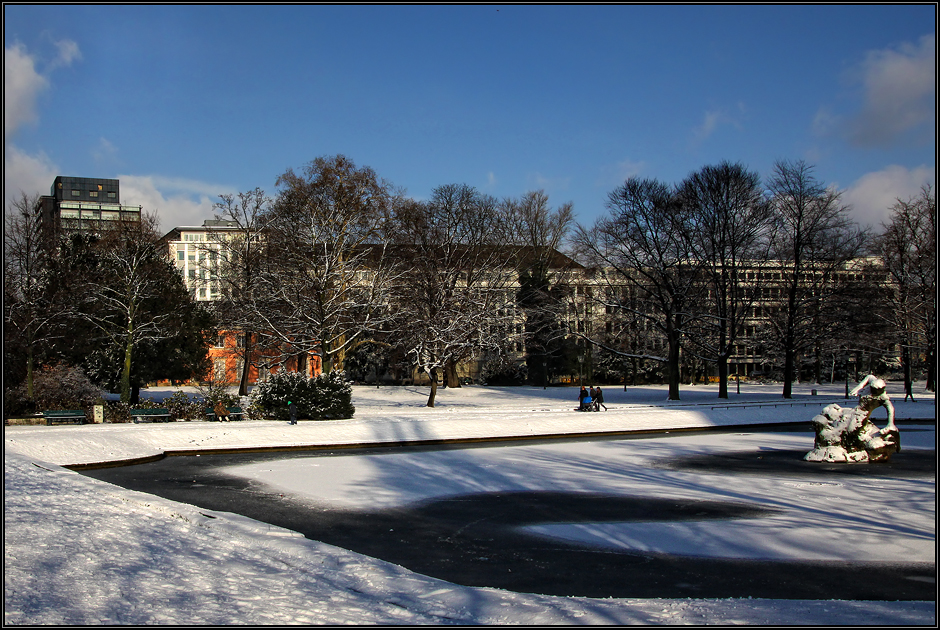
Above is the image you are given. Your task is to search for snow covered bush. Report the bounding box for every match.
[4,364,101,417]
[163,390,209,421]
[249,370,354,421]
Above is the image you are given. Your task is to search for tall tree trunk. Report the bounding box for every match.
[445,359,461,388]
[238,331,252,396]
[121,333,134,403]
[783,347,795,399]
[926,347,936,393]
[427,367,438,407]
[813,345,822,384]
[666,327,681,400]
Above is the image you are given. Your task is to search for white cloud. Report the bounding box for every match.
[692,103,746,145]
[4,39,79,209]
[49,39,82,69]
[694,110,724,142]
[845,34,936,147]
[3,143,59,206]
[118,174,233,234]
[842,164,936,228]
[4,42,49,139]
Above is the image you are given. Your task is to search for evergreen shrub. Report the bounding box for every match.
[249,371,354,421]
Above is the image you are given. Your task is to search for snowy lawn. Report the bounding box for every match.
[5,382,936,625]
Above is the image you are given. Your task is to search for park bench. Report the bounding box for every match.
[205,406,245,421]
[43,409,87,425]
[130,408,172,423]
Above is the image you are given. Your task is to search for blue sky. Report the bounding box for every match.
[5,5,935,235]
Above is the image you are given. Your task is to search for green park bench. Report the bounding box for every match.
[130,408,172,423]
[42,410,87,425]
[205,406,245,421]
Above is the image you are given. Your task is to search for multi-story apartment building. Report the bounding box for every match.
[36,176,141,241]
[161,219,240,302]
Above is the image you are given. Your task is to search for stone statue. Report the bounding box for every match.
[805,375,900,463]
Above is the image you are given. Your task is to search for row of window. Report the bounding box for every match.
[69,189,117,199]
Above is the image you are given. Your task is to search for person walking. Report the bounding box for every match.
[288,400,297,425]
[578,386,588,411]
[595,386,606,411]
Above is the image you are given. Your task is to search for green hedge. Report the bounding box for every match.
[249,371,354,421]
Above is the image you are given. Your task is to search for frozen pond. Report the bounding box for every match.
[222,428,936,563]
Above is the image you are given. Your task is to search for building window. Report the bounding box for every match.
[107,192,116,199]
[177,250,185,261]
[89,191,98,198]
[71,189,80,197]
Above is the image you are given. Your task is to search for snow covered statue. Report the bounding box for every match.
[805,374,900,463]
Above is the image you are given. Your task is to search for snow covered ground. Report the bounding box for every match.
[5,381,936,625]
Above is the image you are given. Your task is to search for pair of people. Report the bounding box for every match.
[578,386,606,411]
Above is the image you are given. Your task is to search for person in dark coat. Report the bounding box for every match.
[594,386,606,411]
[578,386,588,411]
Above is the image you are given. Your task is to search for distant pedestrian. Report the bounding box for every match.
[214,401,230,422]
[904,379,915,402]
[289,400,297,424]
[578,386,589,411]
[595,386,606,411]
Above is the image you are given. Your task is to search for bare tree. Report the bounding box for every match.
[765,160,867,398]
[576,177,704,400]
[260,155,397,374]
[875,185,936,393]
[678,162,772,398]
[210,188,270,395]
[389,185,518,406]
